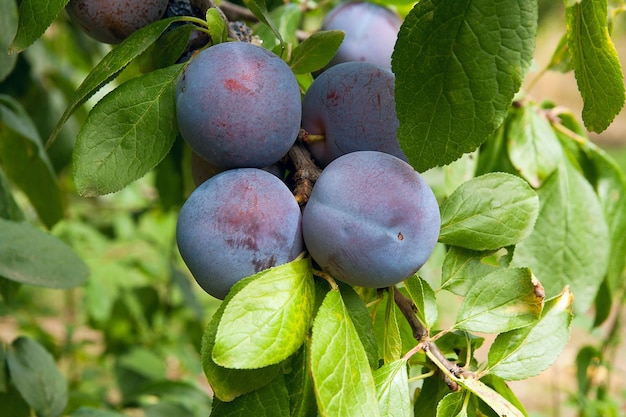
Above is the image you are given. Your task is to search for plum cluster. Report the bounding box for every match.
[174,39,440,299]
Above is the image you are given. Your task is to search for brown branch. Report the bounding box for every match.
[288,139,322,205]
[393,286,469,391]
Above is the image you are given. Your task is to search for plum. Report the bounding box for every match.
[176,42,301,169]
[176,168,303,299]
[301,61,406,166]
[322,1,402,69]
[302,151,440,288]
[66,0,168,44]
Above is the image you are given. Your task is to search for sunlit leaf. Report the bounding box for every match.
[373,360,410,417]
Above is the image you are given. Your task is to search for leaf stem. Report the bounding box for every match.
[313,269,339,290]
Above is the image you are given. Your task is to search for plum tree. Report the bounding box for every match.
[301,61,406,166]
[302,151,440,288]
[176,168,303,300]
[66,0,169,44]
[321,1,402,69]
[176,42,302,169]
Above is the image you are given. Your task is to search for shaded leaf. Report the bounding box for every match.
[72,408,128,417]
[393,0,537,171]
[404,275,438,329]
[310,289,380,417]
[0,95,62,228]
[285,343,317,417]
[566,0,625,132]
[479,375,528,417]
[340,284,379,369]
[213,257,315,369]
[439,173,539,251]
[243,0,284,50]
[6,336,67,417]
[436,391,474,417]
[210,374,290,417]
[253,4,301,52]
[455,268,543,334]
[458,378,524,417]
[0,218,89,288]
[0,167,23,221]
[73,64,184,196]
[0,0,18,81]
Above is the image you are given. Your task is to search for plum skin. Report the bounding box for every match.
[66,0,168,44]
[322,1,402,69]
[302,62,406,166]
[176,168,304,299]
[302,151,440,288]
[176,42,302,169]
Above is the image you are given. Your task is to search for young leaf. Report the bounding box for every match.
[439,173,539,251]
[47,17,178,146]
[441,247,504,296]
[6,336,68,417]
[513,160,610,312]
[206,9,228,45]
[210,374,291,417]
[290,30,345,74]
[566,0,625,132]
[201,290,280,402]
[73,64,184,196]
[0,95,63,228]
[458,378,524,417]
[487,287,573,381]
[404,275,438,329]
[9,0,68,53]
[373,359,410,417]
[383,289,402,363]
[507,104,563,188]
[455,267,544,334]
[212,257,315,369]
[0,218,89,288]
[0,0,18,81]
[310,289,380,417]
[393,0,537,171]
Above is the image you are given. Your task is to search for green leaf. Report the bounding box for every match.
[383,289,402,363]
[393,0,537,171]
[73,64,184,196]
[9,0,68,53]
[285,344,317,417]
[0,0,18,81]
[210,374,291,417]
[139,24,196,73]
[441,247,507,296]
[0,218,89,288]
[586,144,626,295]
[0,167,23,221]
[404,275,438,329]
[310,289,380,417]
[373,359,410,417]
[507,104,563,188]
[455,267,544,334]
[546,33,572,73]
[0,95,63,228]
[458,378,524,417]
[488,287,573,380]
[243,0,284,51]
[47,17,178,146]
[290,30,345,74]
[479,375,528,417]
[6,336,68,417]
[413,374,451,417]
[253,4,301,52]
[436,391,474,417]
[566,0,625,132]
[201,293,280,401]
[71,407,128,417]
[339,284,379,369]
[512,160,610,312]
[0,382,30,417]
[439,173,539,251]
[212,257,315,369]
[206,9,228,45]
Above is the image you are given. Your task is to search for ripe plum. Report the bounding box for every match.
[301,62,406,166]
[302,151,440,287]
[66,0,168,44]
[322,1,402,69]
[176,42,301,169]
[176,168,304,299]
